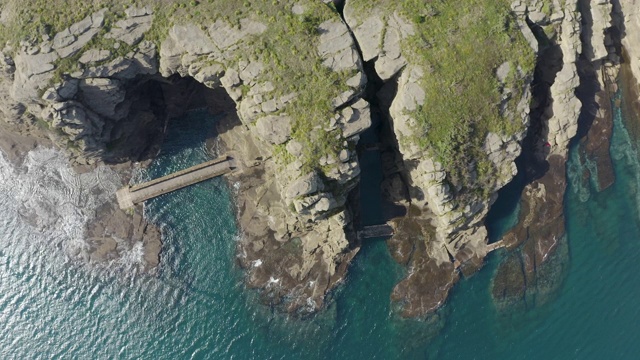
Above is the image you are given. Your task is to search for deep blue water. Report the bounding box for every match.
[0,87,639,358]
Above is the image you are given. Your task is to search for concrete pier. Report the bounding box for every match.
[358,224,395,240]
[116,154,237,209]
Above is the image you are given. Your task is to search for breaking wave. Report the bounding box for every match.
[0,147,121,260]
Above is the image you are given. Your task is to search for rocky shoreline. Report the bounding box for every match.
[0,0,638,318]
[0,125,163,272]
[490,0,625,310]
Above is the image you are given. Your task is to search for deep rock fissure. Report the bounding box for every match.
[2,0,633,319]
[333,1,406,231]
[573,0,609,142]
[486,15,568,310]
[486,17,562,241]
[489,0,626,311]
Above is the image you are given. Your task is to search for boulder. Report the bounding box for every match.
[286,140,303,157]
[208,19,267,50]
[79,49,112,64]
[78,78,125,119]
[377,13,414,80]
[169,24,219,55]
[57,80,79,99]
[52,10,106,59]
[317,19,361,72]
[255,115,292,145]
[346,15,385,62]
[286,172,323,199]
[339,99,372,138]
[105,8,153,46]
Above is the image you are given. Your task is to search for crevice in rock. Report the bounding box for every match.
[331,0,345,15]
[489,0,627,310]
[487,18,562,226]
[578,0,595,61]
[571,0,617,191]
[573,4,602,142]
[375,72,413,210]
[485,16,565,309]
[609,0,626,59]
[338,4,464,318]
[333,1,407,229]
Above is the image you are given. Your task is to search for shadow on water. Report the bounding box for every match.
[483,5,607,329]
[102,75,237,164]
[485,20,561,242]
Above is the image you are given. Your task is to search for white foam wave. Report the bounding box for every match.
[0,147,121,260]
[114,239,146,270]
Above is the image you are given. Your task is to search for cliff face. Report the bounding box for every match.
[342,0,626,317]
[620,0,640,84]
[492,0,623,310]
[343,0,535,316]
[0,0,635,317]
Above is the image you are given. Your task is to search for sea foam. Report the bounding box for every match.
[0,147,121,259]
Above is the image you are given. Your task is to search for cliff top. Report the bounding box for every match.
[346,0,535,193]
[0,0,359,173]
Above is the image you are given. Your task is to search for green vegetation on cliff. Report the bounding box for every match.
[350,0,536,192]
[409,4,531,143]
[408,0,534,190]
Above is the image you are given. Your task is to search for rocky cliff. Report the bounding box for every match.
[0,0,635,318]
[0,0,371,314]
[492,0,623,310]
[343,0,535,316]
[342,0,628,317]
[620,0,640,85]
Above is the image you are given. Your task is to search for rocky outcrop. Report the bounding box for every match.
[546,0,582,155]
[620,0,640,87]
[0,2,370,314]
[342,8,414,81]
[342,0,624,317]
[344,0,534,317]
[1,8,160,161]
[1,0,632,319]
[589,0,614,62]
[492,0,621,310]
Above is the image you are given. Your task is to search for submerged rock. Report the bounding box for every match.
[0,0,634,318]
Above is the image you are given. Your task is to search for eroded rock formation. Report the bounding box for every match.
[0,0,636,318]
[343,0,534,317]
[620,0,640,86]
[492,0,622,310]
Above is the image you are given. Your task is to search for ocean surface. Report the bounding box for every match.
[0,87,639,358]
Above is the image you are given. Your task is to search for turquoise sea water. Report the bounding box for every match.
[0,88,640,358]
